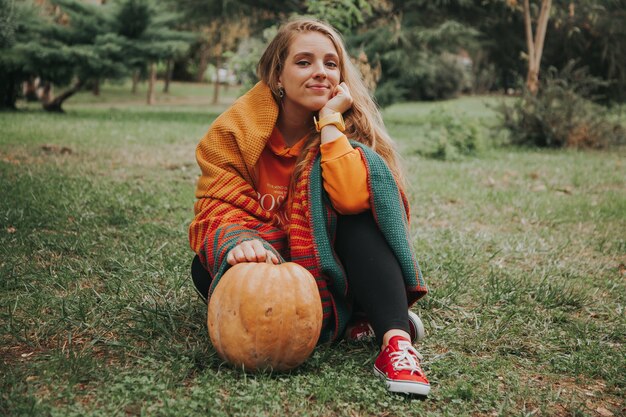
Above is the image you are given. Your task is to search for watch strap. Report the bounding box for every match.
[314,112,345,132]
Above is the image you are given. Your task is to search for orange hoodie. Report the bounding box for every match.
[255,127,370,225]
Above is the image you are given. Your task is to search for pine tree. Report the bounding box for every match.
[113,0,192,104]
[14,0,128,112]
[0,0,42,109]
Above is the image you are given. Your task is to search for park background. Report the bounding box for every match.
[1,0,625,416]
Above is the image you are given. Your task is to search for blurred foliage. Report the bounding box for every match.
[415,111,485,160]
[2,0,626,110]
[0,0,190,110]
[305,0,373,33]
[349,3,480,104]
[229,26,277,93]
[112,0,192,74]
[372,51,470,106]
[496,61,626,148]
[0,0,35,107]
[542,0,626,103]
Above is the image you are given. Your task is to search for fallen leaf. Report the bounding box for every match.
[41,144,73,155]
[7,226,16,234]
[555,185,574,195]
[596,406,614,417]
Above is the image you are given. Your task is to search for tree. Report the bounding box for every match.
[305,0,374,33]
[170,0,302,103]
[0,0,50,109]
[522,0,552,94]
[13,0,128,112]
[540,0,626,103]
[343,1,479,105]
[113,0,192,104]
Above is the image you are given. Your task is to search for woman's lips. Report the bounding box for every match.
[308,84,330,91]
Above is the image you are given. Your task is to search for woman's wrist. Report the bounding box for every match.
[318,107,338,118]
[320,125,343,144]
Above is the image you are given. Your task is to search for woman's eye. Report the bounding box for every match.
[296,60,310,66]
[325,61,338,68]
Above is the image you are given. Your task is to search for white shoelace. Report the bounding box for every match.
[390,341,424,375]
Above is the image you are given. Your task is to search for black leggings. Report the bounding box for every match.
[190,211,409,345]
[335,211,409,345]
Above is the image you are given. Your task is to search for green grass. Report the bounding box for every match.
[1,82,625,416]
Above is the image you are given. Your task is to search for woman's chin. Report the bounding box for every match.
[283,96,330,114]
[307,100,329,113]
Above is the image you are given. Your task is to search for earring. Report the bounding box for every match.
[278,86,284,98]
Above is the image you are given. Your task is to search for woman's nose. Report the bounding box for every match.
[312,62,327,79]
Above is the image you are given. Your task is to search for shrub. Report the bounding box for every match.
[414,111,485,161]
[496,62,626,148]
[412,53,467,101]
[372,79,408,108]
[375,52,466,106]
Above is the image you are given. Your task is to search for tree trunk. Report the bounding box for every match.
[196,42,210,83]
[92,79,100,96]
[39,82,53,103]
[147,62,157,105]
[1,74,20,110]
[523,0,552,95]
[212,55,221,105]
[23,77,39,102]
[132,70,140,94]
[42,80,83,113]
[163,60,173,93]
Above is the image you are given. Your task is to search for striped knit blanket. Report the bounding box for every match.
[189,82,428,343]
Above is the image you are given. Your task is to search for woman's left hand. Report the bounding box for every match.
[319,82,353,117]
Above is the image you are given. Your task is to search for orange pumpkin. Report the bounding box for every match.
[207,262,323,371]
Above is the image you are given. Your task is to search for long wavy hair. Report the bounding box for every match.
[257,18,406,203]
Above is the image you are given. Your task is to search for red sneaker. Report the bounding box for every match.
[344,311,425,343]
[374,336,430,396]
[345,317,373,341]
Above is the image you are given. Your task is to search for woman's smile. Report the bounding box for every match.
[307,83,331,92]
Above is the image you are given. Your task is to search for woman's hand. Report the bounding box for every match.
[226,239,279,266]
[319,82,353,117]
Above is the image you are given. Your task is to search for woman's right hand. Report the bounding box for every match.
[226,239,279,266]
[319,82,353,118]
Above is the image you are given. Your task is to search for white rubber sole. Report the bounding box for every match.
[374,367,431,396]
[408,311,425,343]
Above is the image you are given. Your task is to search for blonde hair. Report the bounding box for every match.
[257,18,406,197]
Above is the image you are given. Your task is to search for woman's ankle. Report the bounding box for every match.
[381,329,411,350]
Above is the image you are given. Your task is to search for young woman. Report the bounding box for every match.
[189,18,430,396]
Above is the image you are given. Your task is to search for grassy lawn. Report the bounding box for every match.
[1,81,624,417]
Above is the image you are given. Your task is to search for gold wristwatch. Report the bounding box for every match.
[314,112,346,132]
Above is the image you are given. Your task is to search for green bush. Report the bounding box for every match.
[375,52,466,106]
[496,63,626,148]
[372,79,408,108]
[411,53,468,101]
[413,111,485,161]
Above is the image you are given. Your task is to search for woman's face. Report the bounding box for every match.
[278,31,341,116]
